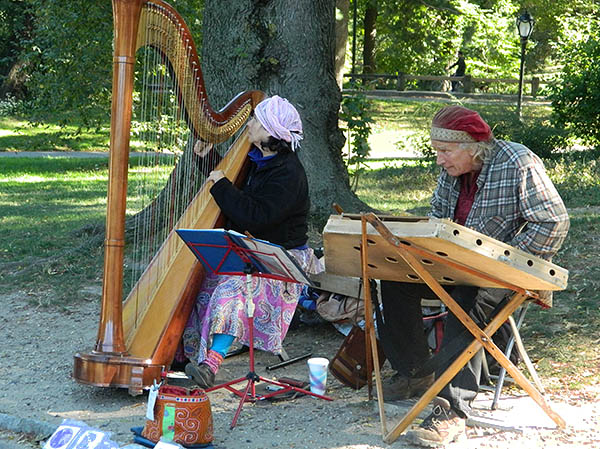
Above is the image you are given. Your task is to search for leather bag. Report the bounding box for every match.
[329,325,386,390]
[142,385,213,447]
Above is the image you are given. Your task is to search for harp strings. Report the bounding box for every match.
[126,1,240,302]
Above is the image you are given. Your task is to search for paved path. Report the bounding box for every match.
[0,151,142,158]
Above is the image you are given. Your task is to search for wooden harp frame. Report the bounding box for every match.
[73,0,264,394]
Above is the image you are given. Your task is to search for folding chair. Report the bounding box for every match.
[321,212,569,443]
[480,301,545,410]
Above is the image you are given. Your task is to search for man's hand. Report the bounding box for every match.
[206,170,225,184]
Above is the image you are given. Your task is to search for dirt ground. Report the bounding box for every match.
[0,289,599,449]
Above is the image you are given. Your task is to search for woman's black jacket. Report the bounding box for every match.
[210,151,309,249]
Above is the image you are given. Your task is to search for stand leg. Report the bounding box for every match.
[383,291,528,443]
[230,373,257,429]
[360,217,374,400]
[360,215,388,436]
[228,274,258,428]
[384,256,565,441]
[492,306,524,409]
[206,273,333,429]
[266,351,312,370]
[508,308,545,392]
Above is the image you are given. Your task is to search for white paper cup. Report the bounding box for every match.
[307,357,329,396]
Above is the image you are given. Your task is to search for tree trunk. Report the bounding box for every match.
[335,0,350,88]
[201,0,364,217]
[363,0,377,74]
[0,61,29,99]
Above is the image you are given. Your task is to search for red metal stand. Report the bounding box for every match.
[205,273,333,429]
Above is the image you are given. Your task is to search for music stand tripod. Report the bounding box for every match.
[176,228,333,429]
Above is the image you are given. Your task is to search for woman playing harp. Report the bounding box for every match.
[181,96,323,389]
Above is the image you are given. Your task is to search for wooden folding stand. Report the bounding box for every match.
[323,212,568,443]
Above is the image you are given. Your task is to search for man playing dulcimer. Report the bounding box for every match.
[377,105,569,447]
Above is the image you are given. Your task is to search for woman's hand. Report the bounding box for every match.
[193,139,214,157]
[207,170,225,184]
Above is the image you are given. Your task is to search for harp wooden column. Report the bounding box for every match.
[97,0,142,356]
[358,213,566,443]
[73,0,155,394]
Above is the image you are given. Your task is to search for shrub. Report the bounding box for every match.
[340,90,374,190]
[491,115,570,159]
[550,33,600,147]
[0,95,26,116]
[396,132,435,161]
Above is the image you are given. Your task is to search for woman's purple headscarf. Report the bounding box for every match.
[254,95,303,151]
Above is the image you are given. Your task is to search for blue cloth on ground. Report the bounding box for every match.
[297,285,320,311]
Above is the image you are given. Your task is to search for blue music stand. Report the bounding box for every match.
[176,229,332,429]
[176,229,313,284]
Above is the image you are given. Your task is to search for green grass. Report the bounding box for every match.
[546,155,600,207]
[367,98,552,131]
[0,116,110,152]
[0,158,108,306]
[0,157,173,306]
[353,160,438,215]
[361,98,556,159]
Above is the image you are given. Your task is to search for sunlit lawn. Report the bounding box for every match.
[362,98,554,158]
[0,116,110,152]
[0,157,172,305]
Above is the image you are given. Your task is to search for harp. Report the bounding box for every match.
[73,0,264,394]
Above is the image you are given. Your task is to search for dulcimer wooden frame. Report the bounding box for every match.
[358,213,566,444]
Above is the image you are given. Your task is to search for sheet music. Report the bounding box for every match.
[232,233,312,285]
[176,228,313,285]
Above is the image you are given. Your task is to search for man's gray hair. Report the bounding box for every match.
[461,139,496,162]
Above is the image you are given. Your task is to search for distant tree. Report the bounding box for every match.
[334,0,349,87]
[0,0,32,98]
[551,31,600,147]
[523,0,597,72]
[362,0,377,74]
[374,0,456,77]
[23,0,113,125]
[372,0,523,80]
[21,0,204,126]
[352,0,599,84]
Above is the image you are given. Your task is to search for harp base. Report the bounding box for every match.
[73,351,164,396]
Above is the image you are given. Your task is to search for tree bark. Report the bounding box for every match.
[363,0,377,74]
[201,0,365,217]
[335,0,350,88]
[0,61,28,99]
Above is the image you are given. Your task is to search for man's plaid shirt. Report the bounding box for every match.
[430,139,570,261]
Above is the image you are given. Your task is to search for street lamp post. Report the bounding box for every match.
[516,11,534,119]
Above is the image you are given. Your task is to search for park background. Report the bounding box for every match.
[1,0,600,447]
